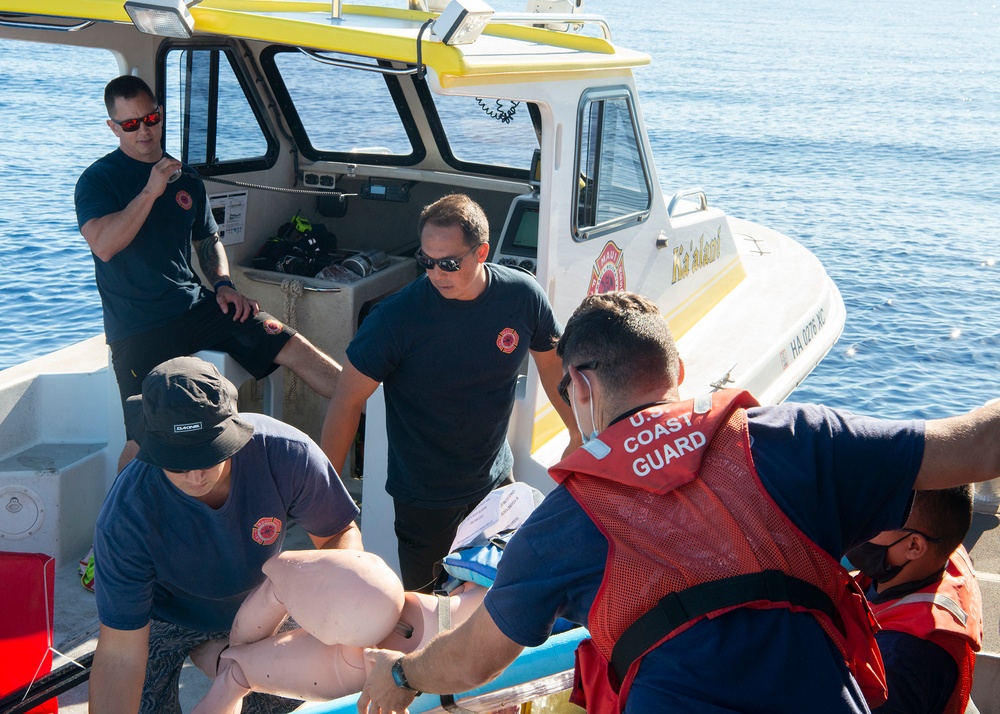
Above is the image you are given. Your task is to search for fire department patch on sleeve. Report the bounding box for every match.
[263,318,284,335]
[252,516,282,545]
[497,327,519,354]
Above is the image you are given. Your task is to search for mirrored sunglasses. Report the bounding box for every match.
[414,242,485,272]
[112,108,163,132]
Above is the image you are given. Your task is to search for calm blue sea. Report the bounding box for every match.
[1,0,998,420]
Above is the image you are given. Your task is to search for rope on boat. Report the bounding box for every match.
[281,278,304,404]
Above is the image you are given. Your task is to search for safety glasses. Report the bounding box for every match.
[112,108,163,132]
[414,242,485,272]
[558,361,599,405]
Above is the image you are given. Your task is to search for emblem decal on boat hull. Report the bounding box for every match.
[497,327,519,354]
[588,241,626,295]
[252,516,282,546]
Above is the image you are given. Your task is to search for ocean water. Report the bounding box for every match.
[1,0,998,421]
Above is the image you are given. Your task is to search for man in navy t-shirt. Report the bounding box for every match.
[359,291,1000,714]
[322,194,581,591]
[88,357,362,714]
[75,75,341,473]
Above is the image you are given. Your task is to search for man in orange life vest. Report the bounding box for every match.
[358,290,1000,714]
[850,487,983,714]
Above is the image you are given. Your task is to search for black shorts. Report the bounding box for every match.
[393,472,514,592]
[110,298,296,432]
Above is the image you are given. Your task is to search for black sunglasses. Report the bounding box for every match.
[414,242,485,272]
[897,528,943,544]
[112,108,163,132]
[558,361,599,405]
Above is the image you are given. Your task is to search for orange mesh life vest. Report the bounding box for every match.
[860,546,983,714]
[550,390,887,712]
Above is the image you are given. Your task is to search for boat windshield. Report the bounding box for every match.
[431,92,540,171]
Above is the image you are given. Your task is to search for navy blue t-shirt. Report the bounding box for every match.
[347,264,560,508]
[485,403,925,713]
[75,149,216,342]
[93,414,360,633]
[872,630,957,714]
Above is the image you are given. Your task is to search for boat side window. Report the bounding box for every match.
[424,89,541,180]
[574,90,652,241]
[160,44,277,173]
[261,48,423,165]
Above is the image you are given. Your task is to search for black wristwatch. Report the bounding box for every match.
[391,657,419,694]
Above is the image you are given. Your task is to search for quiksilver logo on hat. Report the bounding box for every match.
[174,422,203,433]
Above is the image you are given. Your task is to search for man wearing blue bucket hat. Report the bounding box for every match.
[88,356,361,714]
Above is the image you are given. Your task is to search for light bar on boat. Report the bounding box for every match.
[124,0,198,38]
[432,0,494,45]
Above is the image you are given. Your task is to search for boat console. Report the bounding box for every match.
[493,193,541,275]
[493,149,541,274]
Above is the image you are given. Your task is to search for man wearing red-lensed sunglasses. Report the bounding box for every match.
[75,75,342,473]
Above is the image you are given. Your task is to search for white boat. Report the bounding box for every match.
[0,0,897,710]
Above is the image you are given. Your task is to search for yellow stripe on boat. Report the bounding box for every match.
[664,257,747,340]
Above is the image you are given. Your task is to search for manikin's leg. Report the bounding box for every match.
[194,630,369,712]
[228,578,290,647]
[193,558,485,712]
[192,550,405,714]
[190,638,231,679]
[258,549,405,646]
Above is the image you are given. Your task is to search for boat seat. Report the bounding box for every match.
[193,351,284,421]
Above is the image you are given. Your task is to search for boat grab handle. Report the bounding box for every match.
[299,48,420,76]
[667,188,708,218]
[0,16,94,31]
[489,13,612,40]
[241,270,343,293]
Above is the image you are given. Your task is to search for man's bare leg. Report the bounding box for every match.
[274,334,341,398]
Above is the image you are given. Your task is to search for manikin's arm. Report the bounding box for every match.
[531,347,583,457]
[917,402,1000,489]
[321,360,379,477]
[358,605,525,714]
[88,623,151,714]
[80,156,181,261]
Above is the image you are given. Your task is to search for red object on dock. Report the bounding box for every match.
[0,552,58,713]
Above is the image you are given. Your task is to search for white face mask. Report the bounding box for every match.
[570,371,611,459]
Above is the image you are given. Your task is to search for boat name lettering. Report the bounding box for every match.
[671,228,723,284]
[789,308,827,360]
